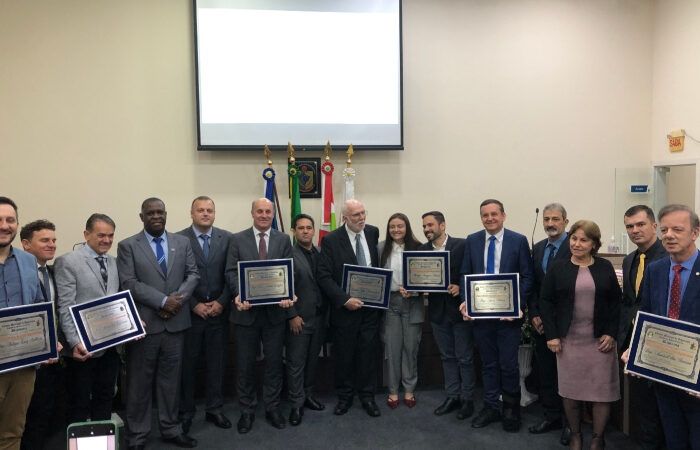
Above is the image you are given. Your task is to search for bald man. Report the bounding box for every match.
[316,199,382,417]
[225,198,294,434]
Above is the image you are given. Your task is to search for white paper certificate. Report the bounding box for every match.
[79,298,138,346]
[633,320,700,385]
[0,310,52,365]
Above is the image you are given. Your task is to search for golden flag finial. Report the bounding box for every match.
[263,144,272,166]
[346,144,354,167]
[287,142,296,163]
[323,141,332,161]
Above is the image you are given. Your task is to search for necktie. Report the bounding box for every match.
[668,264,683,319]
[38,266,51,301]
[634,253,646,296]
[96,256,108,287]
[258,233,267,259]
[201,234,210,260]
[544,243,556,273]
[154,237,167,275]
[486,235,496,274]
[355,233,367,266]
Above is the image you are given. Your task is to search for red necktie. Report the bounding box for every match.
[258,233,267,259]
[668,264,683,319]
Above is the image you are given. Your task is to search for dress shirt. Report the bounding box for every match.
[192,225,212,250]
[37,264,55,303]
[629,239,664,294]
[0,248,23,308]
[665,249,699,315]
[542,232,568,272]
[387,242,404,291]
[482,228,505,274]
[144,230,169,267]
[346,226,372,267]
[253,226,270,252]
[431,234,449,251]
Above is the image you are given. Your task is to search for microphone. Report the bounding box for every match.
[531,208,540,250]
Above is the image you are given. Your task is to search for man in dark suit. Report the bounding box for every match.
[285,213,327,426]
[619,205,665,449]
[460,199,533,432]
[225,198,294,434]
[419,211,475,420]
[118,198,200,450]
[528,203,571,443]
[19,219,64,450]
[178,196,232,433]
[623,204,700,450]
[316,198,382,418]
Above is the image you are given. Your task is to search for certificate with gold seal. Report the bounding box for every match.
[341,264,392,309]
[463,273,520,319]
[626,312,700,394]
[402,251,449,292]
[0,302,58,374]
[238,258,295,306]
[70,290,145,353]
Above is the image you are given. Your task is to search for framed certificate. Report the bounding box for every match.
[402,251,450,292]
[625,311,700,395]
[70,290,145,353]
[0,302,58,374]
[238,258,294,306]
[463,273,520,319]
[341,264,392,309]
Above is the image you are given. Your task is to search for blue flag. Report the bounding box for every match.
[262,167,279,230]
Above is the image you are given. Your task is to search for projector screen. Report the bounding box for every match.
[193,0,403,150]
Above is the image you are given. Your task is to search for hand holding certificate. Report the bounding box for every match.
[463,273,521,319]
[341,265,392,310]
[0,302,58,374]
[402,251,450,292]
[237,259,295,306]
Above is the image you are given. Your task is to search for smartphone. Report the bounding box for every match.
[66,421,117,450]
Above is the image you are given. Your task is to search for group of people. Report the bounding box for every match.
[0,194,698,450]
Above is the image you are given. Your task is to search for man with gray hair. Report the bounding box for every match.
[528,203,571,443]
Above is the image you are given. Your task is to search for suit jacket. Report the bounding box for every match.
[225,227,293,326]
[55,244,120,355]
[379,240,425,324]
[618,239,666,343]
[317,224,380,311]
[117,231,199,334]
[460,228,533,308]
[177,226,232,309]
[6,247,43,306]
[529,235,571,319]
[640,253,700,325]
[419,236,465,324]
[540,257,621,340]
[288,243,324,324]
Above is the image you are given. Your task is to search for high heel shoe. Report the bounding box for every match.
[386,397,399,409]
[590,433,605,450]
[568,431,582,450]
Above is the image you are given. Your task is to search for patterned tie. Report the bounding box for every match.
[201,234,210,260]
[355,233,367,266]
[486,235,496,274]
[634,253,645,296]
[153,237,167,275]
[96,256,108,287]
[668,264,683,319]
[38,266,51,301]
[258,233,267,259]
[544,243,556,273]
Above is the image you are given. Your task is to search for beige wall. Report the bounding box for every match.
[1,0,654,255]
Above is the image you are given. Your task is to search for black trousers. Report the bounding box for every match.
[285,314,325,408]
[533,331,562,421]
[629,377,664,449]
[65,349,120,424]
[332,308,381,403]
[20,363,65,450]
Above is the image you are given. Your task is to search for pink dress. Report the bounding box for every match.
[557,266,620,402]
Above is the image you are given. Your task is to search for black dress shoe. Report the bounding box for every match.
[237,412,255,434]
[206,412,232,429]
[289,407,303,426]
[361,400,381,417]
[162,434,198,448]
[304,396,326,411]
[127,446,145,450]
[265,409,286,429]
[181,417,192,435]
[333,401,351,415]
[456,400,475,420]
[434,397,461,416]
[528,418,563,434]
[471,406,501,428]
[560,425,572,446]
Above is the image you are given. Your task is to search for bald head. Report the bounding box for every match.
[251,198,274,231]
[342,199,367,233]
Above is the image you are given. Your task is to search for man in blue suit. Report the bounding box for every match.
[460,199,533,433]
[0,197,46,449]
[626,204,700,449]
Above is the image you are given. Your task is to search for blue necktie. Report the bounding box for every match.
[544,243,556,273]
[201,234,210,260]
[355,233,367,266]
[154,237,167,275]
[486,235,496,274]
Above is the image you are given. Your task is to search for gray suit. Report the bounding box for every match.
[225,227,292,413]
[117,231,199,446]
[54,244,121,422]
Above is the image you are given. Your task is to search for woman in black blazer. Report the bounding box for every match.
[540,220,621,450]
